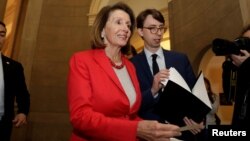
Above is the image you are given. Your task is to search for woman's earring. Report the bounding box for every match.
[101,31,105,39]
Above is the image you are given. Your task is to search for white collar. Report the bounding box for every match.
[144,47,164,60]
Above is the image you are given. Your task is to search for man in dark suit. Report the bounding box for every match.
[130,9,204,141]
[230,25,250,133]
[0,21,30,141]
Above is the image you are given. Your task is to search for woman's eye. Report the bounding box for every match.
[116,20,121,25]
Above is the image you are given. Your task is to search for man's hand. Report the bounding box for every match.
[231,50,250,67]
[12,113,27,128]
[151,69,170,96]
[183,117,204,135]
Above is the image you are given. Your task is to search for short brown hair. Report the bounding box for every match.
[136,9,165,29]
[0,20,6,31]
[240,24,250,36]
[90,2,135,52]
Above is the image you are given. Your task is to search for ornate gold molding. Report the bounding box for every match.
[87,0,109,26]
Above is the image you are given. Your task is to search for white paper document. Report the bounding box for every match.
[161,67,212,109]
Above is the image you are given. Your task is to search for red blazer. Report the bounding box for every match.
[67,49,142,141]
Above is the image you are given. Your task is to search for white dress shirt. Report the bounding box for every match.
[0,53,5,119]
[144,47,166,75]
[144,47,166,98]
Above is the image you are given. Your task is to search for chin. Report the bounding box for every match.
[118,43,127,47]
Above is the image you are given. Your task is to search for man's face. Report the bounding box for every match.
[243,30,250,38]
[138,15,165,50]
[0,24,7,50]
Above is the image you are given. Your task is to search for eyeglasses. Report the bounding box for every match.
[143,27,167,34]
[0,31,6,37]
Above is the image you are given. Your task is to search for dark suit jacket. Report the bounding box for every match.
[1,54,30,122]
[131,49,196,120]
[232,57,250,130]
[131,49,197,141]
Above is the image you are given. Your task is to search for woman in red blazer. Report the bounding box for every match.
[67,2,181,141]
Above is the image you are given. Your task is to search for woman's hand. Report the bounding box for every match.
[137,120,181,141]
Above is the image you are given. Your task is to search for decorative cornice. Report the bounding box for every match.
[87,0,109,26]
[160,8,169,26]
[88,0,169,27]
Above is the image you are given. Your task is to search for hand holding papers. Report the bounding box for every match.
[161,67,191,92]
[154,67,212,127]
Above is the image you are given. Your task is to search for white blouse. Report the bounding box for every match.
[113,66,136,107]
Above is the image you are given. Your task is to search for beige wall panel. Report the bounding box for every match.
[0,0,7,19]
[12,0,92,141]
[12,113,71,141]
[168,0,243,73]
[240,0,250,26]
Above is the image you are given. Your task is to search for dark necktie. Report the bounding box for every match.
[152,54,159,75]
